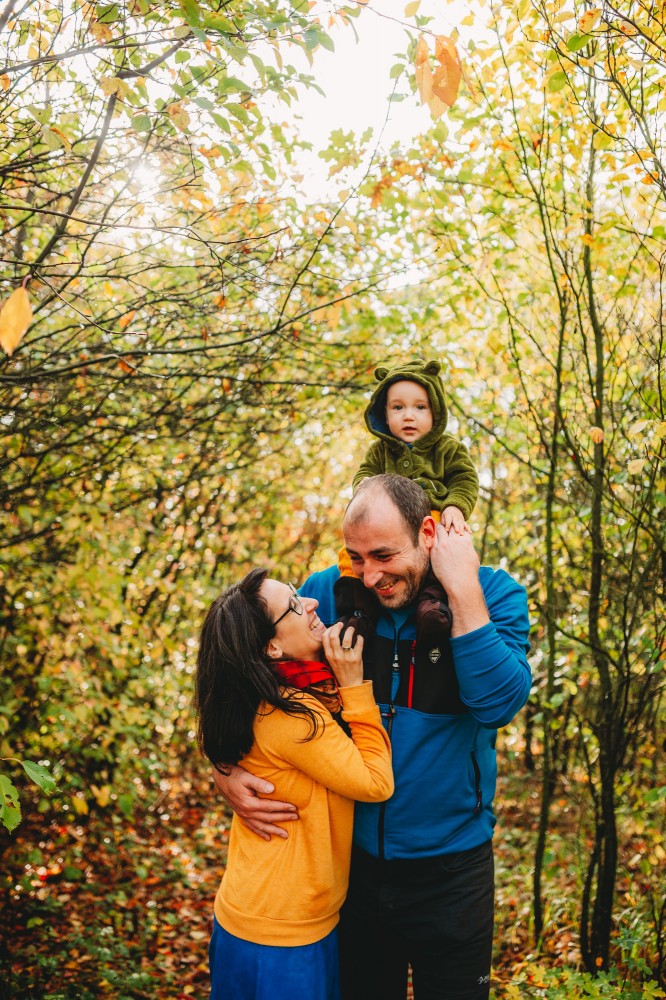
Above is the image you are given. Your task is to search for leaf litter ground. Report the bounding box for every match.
[1,760,661,999]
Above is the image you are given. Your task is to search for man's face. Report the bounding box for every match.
[343,493,432,609]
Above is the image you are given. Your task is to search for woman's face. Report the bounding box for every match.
[261,578,326,662]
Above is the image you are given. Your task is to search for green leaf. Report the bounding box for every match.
[27,103,52,125]
[21,760,57,793]
[303,28,320,50]
[172,24,191,38]
[389,63,404,79]
[63,865,84,880]
[211,112,231,133]
[179,0,201,25]
[567,33,590,51]
[226,102,250,124]
[97,3,120,23]
[41,127,64,151]
[548,71,568,92]
[130,114,151,132]
[0,775,21,833]
[217,76,252,95]
[118,793,134,818]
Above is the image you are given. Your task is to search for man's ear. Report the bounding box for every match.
[421,515,438,549]
[266,639,283,660]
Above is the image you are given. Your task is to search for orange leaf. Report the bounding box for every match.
[0,286,32,356]
[49,126,71,151]
[119,309,136,330]
[0,74,9,91]
[432,35,462,108]
[415,34,429,66]
[118,359,138,375]
[589,425,604,443]
[415,36,433,103]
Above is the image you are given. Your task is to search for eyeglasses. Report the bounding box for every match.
[271,583,304,627]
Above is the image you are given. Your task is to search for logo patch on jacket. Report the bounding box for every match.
[429,647,441,663]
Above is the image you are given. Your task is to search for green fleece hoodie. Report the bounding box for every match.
[352,359,479,519]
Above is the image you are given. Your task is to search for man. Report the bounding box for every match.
[216,474,531,1000]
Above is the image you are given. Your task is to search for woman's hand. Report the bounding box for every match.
[323,621,365,688]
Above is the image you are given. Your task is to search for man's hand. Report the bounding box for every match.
[430,524,489,637]
[213,765,299,841]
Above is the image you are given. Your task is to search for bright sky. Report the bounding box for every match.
[281,0,473,193]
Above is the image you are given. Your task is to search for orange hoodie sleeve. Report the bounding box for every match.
[259,682,393,803]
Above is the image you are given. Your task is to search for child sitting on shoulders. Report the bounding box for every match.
[335,358,479,648]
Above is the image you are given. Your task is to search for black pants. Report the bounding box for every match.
[339,841,494,1000]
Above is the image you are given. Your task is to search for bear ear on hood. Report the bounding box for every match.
[423,360,441,376]
[375,366,389,382]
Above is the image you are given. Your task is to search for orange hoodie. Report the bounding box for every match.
[214,681,393,946]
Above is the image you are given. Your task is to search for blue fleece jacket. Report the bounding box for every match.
[300,565,531,860]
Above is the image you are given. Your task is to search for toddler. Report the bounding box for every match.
[335,359,479,647]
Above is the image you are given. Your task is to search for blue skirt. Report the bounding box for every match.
[209,917,341,1000]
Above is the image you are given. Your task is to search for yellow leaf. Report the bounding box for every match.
[99,76,121,96]
[91,784,112,807]
[89,19,112,43]
[627,459,646,475]
[0,286,32,356]
[654,421,666,440]
[168,102,191,131]
[119,309,136,330]
[578,8,601,32]
[581,233,595,245]
[71,794,89,815]
[428,93,448,119]
[628,419,649,436]
[0,74,9,91]
[404,0,420,15]
[589,425,604,443]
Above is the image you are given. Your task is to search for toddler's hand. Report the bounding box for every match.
[442,505,470,535]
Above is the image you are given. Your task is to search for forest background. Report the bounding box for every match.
[0,0,664,997]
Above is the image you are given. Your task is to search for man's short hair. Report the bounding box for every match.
[346,474,430,545]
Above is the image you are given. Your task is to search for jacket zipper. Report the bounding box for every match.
[378,642,401,859]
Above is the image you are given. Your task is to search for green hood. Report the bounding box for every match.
[365,359,448,449]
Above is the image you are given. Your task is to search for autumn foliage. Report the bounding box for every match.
[1,0,664,997]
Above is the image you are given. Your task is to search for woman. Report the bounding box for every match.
[195,568,394,1000]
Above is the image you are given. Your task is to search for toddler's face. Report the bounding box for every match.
[385,380,433,443]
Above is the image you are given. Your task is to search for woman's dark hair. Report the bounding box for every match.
[194,568,320,772]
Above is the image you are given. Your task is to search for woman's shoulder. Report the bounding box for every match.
[255,691,330,729]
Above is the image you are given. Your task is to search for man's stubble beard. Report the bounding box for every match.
[374,546,430,610]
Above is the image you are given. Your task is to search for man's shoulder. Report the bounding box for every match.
[299,566,340,626]
[478,565,530,640]
[479,564,526,598]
